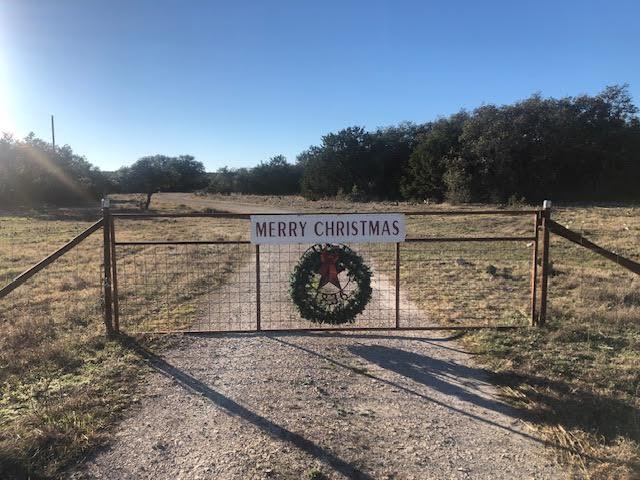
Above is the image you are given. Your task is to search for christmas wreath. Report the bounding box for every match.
[289,244,372,325]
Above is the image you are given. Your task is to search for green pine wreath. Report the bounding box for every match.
[290,244,372,325]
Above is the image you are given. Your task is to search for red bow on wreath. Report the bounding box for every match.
[318,250,342,289]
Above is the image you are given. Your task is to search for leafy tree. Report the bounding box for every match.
[298,145,344,200]
[298,127,367,199]
[250,155,302,194]
[368,122,426,198]
[0,133,105,206]
[170,155,208,192]
[299,125,424,200]
[118,155,207,209]
[208,166,237,194]
[208,156,301,196]
[400,114,467,200]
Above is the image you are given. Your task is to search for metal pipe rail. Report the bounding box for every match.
[548,220,640,276]
[0,218,104,300]
[111,209,540,219]
[114,237,536,246]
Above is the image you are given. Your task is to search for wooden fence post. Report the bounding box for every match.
[538,200,552,326]
[102,198,114,336]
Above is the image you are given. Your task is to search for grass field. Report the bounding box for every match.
[0,195,249,479]
[0,193,638,479]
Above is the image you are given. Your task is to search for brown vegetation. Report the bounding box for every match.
[1,193,638,478]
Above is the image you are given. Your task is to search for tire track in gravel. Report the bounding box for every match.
[71,201,563,479]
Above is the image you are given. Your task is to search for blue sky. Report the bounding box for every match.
[1,0,638,171]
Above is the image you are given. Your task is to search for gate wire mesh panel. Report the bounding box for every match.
[395,213,536,328]
[113,215,255,333]
[259,242,396,330]
[398,240,532,327]
[115,242,255,333]
[111,211,538,333]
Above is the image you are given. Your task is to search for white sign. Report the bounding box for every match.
[250,213,406,245]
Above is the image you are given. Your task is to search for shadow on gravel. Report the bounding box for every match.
[346,344,640,471]
[350,345,640,460]
[270,336,604,461]
[118,335,374,480]
[116,334,633,473]
[269,336,530,437]
[349,345,510,414]
[188,330,476,355]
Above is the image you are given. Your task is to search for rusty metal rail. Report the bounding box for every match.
[111,209,540,219]
[114,237,536,246]
[115,240,252,246]
[405,236,535,243]
[109,208,541,334]
[145,325,524,335]
[0,218,104,300]
[548,219,640,276]
[0,203,558,337]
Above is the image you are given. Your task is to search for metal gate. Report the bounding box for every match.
[104,208,549,334]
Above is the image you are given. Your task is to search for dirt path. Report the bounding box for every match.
[156,192,301,214]
[72,199,562,479]
[189,241,416,333]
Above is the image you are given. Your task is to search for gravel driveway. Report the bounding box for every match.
[72,200,562,479]
[72,331,560,479]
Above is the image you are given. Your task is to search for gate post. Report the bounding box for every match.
[530,211,540,326]
[256,244,261,331]
[395,242,400,328]
[102,198,114,336]
[109,212,120,333]
[538,200,552,326]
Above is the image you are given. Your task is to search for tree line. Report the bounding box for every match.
[211,85,640,203]
[0,135,209,208]
[401,85,640,202]
[208,155,302,196]
[1,85,638,208]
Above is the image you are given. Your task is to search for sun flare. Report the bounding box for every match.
[0,45,15,135]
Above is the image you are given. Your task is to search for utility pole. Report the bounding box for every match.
[51,115,56,152]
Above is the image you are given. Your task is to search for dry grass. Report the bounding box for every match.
[1,193,639,478]
[466,228,640,478]
[479,205,640,479]
[0,194,248,479]
[0,209,133,479]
